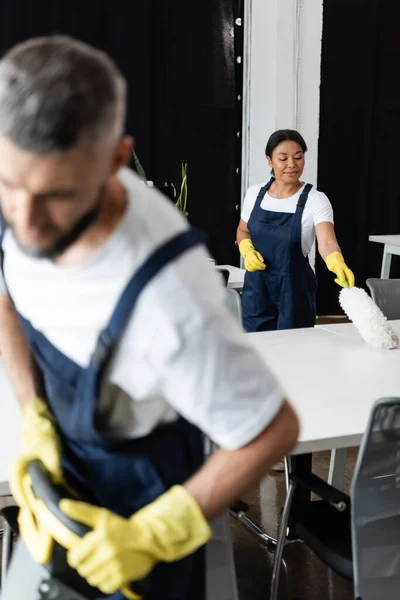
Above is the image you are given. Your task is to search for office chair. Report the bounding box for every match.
[351,397,400,600]
[366,278,400,320]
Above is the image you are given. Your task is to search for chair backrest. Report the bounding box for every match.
[350,397,400,600]
[366,278,400,320]
[215,268,230,287]
[225,288,242,324]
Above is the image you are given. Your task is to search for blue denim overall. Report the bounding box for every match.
[1,228,206,600]
[242,178,317,332]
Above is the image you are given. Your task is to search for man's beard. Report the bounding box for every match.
[4,186,105,259]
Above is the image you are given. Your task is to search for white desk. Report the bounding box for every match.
[2,321,400,485]
[317,320,400,340]
[247,321,400,456]
[369,234,400,278]
[216,265,245,291]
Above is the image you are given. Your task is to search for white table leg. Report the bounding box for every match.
[328,448,347,491]
[381,245,392,278]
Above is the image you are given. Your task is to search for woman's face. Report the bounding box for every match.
[267,140,305,183]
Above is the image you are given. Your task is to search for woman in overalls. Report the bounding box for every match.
[237,129,354,333]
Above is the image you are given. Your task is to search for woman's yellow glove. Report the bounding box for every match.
[325,252,355,288]
[10,397,63,509]
[60,485,211,596]
[239,238,266,272]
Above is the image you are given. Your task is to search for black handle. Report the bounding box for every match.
[27,460,151,597]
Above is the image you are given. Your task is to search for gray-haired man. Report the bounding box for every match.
[0,36,299,599]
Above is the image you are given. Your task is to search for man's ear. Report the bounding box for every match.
[111,136,134,174]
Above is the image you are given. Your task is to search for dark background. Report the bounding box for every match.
[2,0,398,315]
[317,0,400,314]
[0,0,243,265]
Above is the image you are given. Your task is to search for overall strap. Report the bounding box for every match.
[296,183,313,209]
[254,177,275,208]
[291,183,314,258]
[92,228,206,366]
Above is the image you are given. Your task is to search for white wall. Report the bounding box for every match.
[241,0,324,195]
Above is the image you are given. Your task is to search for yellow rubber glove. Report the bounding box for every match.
[239,238,266,272]
[325,252,355,288]
[60,486,211,597]
[10,397,63,509]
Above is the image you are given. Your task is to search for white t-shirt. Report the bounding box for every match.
[0,168,284,451]
[241,182,334,256]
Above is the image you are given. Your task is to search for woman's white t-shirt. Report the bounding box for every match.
[241,182,334,257]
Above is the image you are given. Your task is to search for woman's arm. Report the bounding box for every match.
[315,221,341,260]
[316,222,355,287]
[236,218,251,246]
[236,219,266,271]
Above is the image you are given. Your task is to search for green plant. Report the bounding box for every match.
[132,150,147,182]
[174,161,188,216]
[132,150,189,217]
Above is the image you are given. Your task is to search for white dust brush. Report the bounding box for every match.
[339,287,399,351]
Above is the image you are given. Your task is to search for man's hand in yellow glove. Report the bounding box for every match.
[239,238,266,272]
[325,252,355,288]
[60,485,211,596]
[10,397,63,510]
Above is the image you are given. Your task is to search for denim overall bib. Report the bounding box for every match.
[242,177,317,332]
[0,227,207,600]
